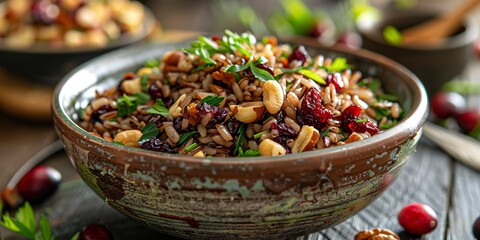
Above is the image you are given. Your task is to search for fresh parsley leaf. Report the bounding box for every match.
[383,25,403,46]
[225,63,250,73]
[199,95,225,107]
[70,232,80,240]
[138,121,159,144]
[117,94,138,117]
[147,99,170,117]
[1,202,36,239]
[144,59,161,68]
[185,143,199,152]
[133,92,151,105]
[234,123,246,156]
[177,131,198,146]
[298,69,326,84]
[250,63,275,81]
[38,215,53,240]
[140,74,149,92]
[324,58,352,72]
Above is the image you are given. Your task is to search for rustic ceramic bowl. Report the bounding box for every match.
[52,41,428,239]
[357,10,478,97]
[0,7,155,85]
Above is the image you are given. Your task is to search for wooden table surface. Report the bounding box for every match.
[1,37,480,240]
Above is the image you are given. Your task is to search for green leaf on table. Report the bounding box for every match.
[199,95,224,107]
[298,69,325,84]
[147,99,170,117]
[324,57,352,73]
[70,232,80,240]
[383,25,403,46]
[138,121,159,145]
[38,214,53,240]
[177,131,198,146]
[1,202,36,239]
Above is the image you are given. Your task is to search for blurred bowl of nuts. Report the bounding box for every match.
[0,0,156,84]
[53,31,427,239]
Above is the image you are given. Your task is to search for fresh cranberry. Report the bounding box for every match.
[473,216,480,239]
[334,31,362,49]
[456,110,480,133]
[90,105,114,123]
[325,73,344,92]
[31,0,60,25]
[16,165,62,203]
[288,45,310,65]
[79,224,113,240]
[148,84,162,100]
[297,88,332,130]
[398,203,438,236]
[430,92,466,119]
[140,138,174,152]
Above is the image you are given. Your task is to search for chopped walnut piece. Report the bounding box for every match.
[354,228,400,240]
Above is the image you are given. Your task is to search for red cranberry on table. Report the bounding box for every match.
[456,110,480,133]
[16,165,62,203]
[430,91,467,119]
[334,31,362,49]
[398,203,438,236]
[473,216,480,239]
[79,224,113,240]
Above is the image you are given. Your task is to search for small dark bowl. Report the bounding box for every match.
[0,8,155,85]
[357,10,478,97]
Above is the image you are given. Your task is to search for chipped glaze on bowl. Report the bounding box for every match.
[52,41,428,239]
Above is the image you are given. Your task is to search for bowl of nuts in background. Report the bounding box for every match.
[52,31,428,239]
[0,0,156,84]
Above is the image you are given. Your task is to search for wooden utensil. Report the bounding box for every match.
[401,0,480,44]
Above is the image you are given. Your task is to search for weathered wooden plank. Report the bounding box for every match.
[300,141,452,240]
[447,162,480,240]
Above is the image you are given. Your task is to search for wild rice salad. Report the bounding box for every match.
[80,31,403,157]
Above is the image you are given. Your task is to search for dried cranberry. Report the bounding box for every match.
[90,105,114,123]
[273,110,285,123]
[17,165,62,203]
[473,216,480,239]
[226,118,241,134]
[297,88,332,130]
[31,0,59,25]
[341,105,379,135]
[79,223,113,240]
[288,45,310,65]
[348,120,379,135]
[140,139,175,153]
[398,203,438,236]
[254,63,274,76]
[148,84,162,100]
[277,123,298,138]
[325,73,344,92]
[162,97,174,108]
[195,102,227,126]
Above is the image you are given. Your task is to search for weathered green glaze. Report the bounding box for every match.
[53,41,428,239]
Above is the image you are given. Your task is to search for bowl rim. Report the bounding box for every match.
[356,10,479,51]
[0,5,156,55]
[53,39,428,165]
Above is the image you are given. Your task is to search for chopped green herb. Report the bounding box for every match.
[177,131,198,146]
[239,149,260,157]
[254,130,269,139]
[380,123,395,129]
[225,63,250,73]
[147,99,170,117]
[71,232,80,240]
[324,57,352,72]
[138,121,159,144]
[199,95,225,107]
[374,108,391,120]
[234,123,247,156]
[321,128,330,137]
[250,63,275,81]
[140,74,149,92]
[356,118,367,123]
[143,58,161,68]
[0,202,55,240]
[185,143,199,152]
[377,93,399,102]
[133,92,151,105]
[117,94,138,117]
[298,69,326,84]
[383,25,403,46]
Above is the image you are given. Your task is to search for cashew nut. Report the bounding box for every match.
[121,77,142,95]
[259,139,286,156]
[292,125,320,153]
[262,80,284,114]
[229,101,265,123]
[113,129,143,148]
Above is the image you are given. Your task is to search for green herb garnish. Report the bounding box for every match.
[147,99,170,117]
[254,130,269,139]
[177,131,198,146]
[324,57,352,72]
[377,93,399,102]
[321,128,330,137]
[383,25,403,46]
[138,121,159,144]
[298,69,326,84]
[238,149,260,157]
[0,202,54,240]
[225,57,275,81]
[140,74,149,92]
[185,143,199,152]
[133,92,151,105]
[199,95,225,107]
[356,118,367,123]
[144,58,161,68]
[234,123,247,156]
[117,94,138,117]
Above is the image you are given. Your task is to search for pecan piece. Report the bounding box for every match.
[354,228,400,240]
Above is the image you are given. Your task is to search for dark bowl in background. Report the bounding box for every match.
[0,8,156,85]
[357,10,478,97]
